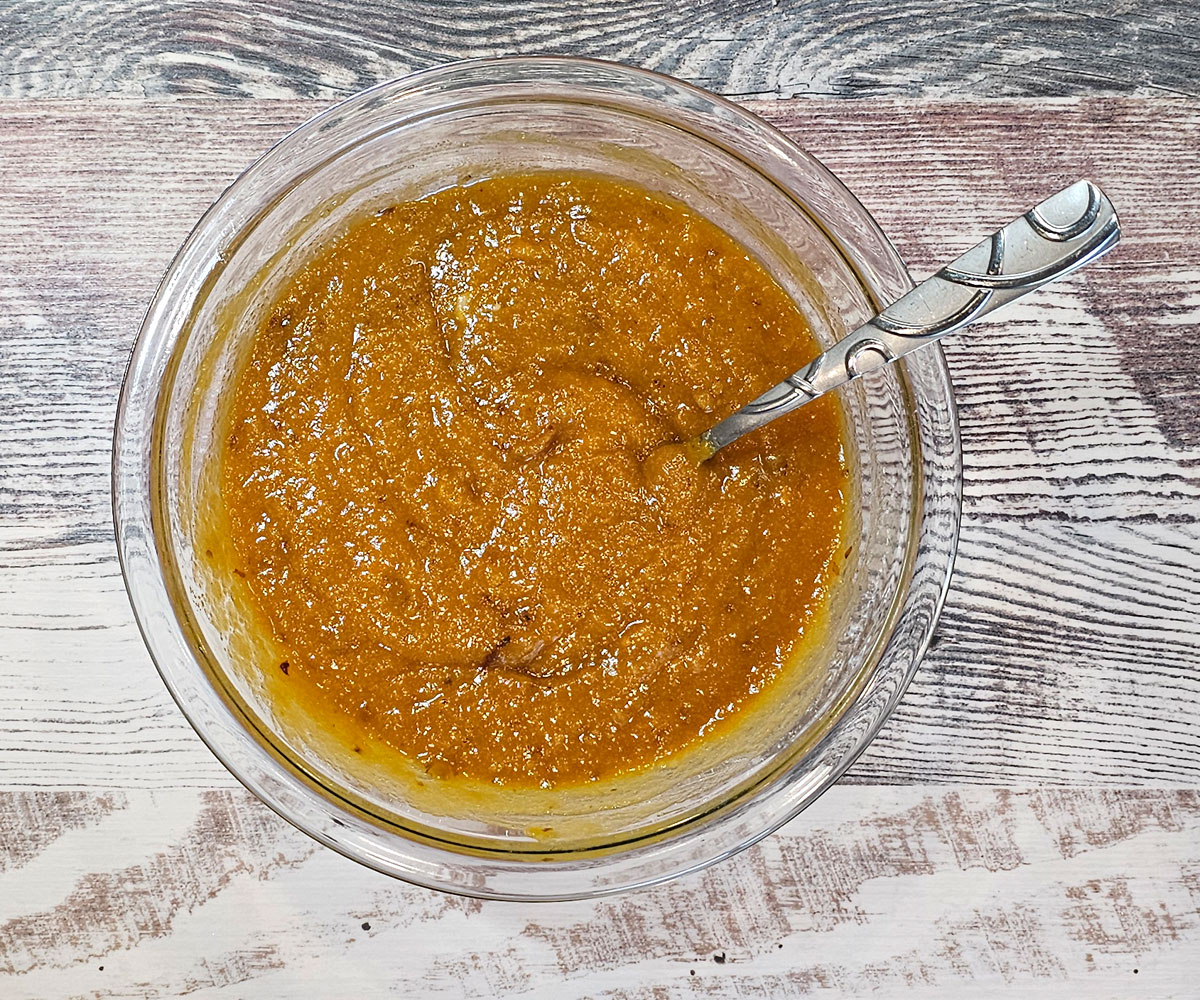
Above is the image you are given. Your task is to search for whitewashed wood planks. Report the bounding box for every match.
[1,0,1197,101]
[0,98,1196,788]
[1,88,1198,995]
[0,787,1197,997]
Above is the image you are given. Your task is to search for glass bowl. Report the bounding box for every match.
[113,57,961,900]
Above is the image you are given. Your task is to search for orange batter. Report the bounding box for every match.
[220,172,848,788]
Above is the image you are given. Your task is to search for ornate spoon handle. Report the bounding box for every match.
[697,180,1120,456]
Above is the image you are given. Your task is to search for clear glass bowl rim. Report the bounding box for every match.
[112,55,962,900]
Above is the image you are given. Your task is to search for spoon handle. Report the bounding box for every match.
[698,180,1120,456]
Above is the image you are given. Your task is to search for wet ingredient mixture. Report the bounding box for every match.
[221,172,849,788]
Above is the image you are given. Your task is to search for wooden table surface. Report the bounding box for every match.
[2,2,1198,997]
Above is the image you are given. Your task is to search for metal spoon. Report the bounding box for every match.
[693,180,1120,458]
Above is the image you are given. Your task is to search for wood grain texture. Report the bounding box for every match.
[1,97,1197,789]
[1,0,1199,101]
[1,62,1199,995]
[1,787,1197,996]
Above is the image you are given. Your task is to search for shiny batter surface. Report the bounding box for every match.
[221,172,848,788]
